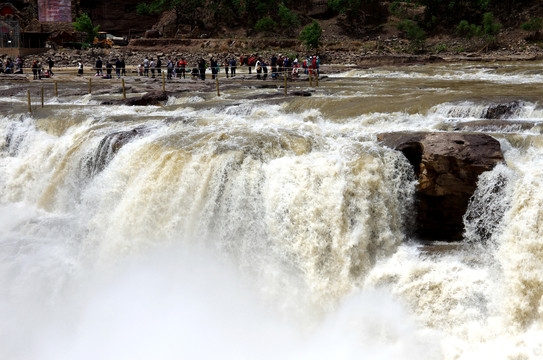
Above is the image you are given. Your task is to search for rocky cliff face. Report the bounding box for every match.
[79,0,158,36]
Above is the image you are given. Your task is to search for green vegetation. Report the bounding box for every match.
[137,0,204,29]
[397,19,426,51]
[72,13,99,43]
[521,17,543,32]
[299,20,322,50]
[255,16,278,33]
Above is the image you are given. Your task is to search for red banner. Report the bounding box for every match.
[38,0,72,22]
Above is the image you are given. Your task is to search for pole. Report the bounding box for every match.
[309,72,312,87]
[122,78,126,99]
[54,81,58,97]
[27,90,31,113]
[216,77,220,97]
[316,72,319,87]
[162,71,165,92]
[284,73,287,96]
[41,87,44,108]
[88,77,92,94]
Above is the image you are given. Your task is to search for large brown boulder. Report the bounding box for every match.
[377,132,504,240]
[102,91,169,106]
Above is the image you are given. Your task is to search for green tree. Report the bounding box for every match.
[299,20,322,50]
[278,2,299,29]
[397,19,426,52]
[255,16,278,33]
[72,13,100,44]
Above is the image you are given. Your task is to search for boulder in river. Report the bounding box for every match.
[377,132,504,240]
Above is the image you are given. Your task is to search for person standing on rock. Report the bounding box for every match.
[167,56,174,80]
[198,58,206,80]
[143,57,150,77]
[270,54,277,79]
[95,58,103,76]
[229,58,236,77]
[255,58,262,79]
[31,60,38,80]
[115,58,122,78]
[150,58,156,78]
[156,57,162,76]
[47,57,54,76]
[179,57,187,79]
[210,57,218,80]
[223,58,229,78]
[120,57,126,76]
[78,61,83,76]
[106,59,113,79]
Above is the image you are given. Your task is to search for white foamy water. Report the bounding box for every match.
[1,62,543,359]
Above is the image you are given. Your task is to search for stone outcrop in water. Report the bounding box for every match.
[88,126,150,174]
[377,132,504,240]
[102,91,170,106]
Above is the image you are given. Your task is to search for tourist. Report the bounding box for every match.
[210,57,218,79]
[105,59,112,79]
[95,58,103,76]
[198,58,206,80]
[31,60,38,80]
[47,57,54,76]
[115,58,122,78]
[255,58,262,79]
[150,58,156,78]
[179,57,187,79]
[229,58,236,77]
[156,57,162,76]
[270,54,277,79]
[78,61,83,76]
[224,58,229,78]
[120,57,126,76]
[143,57,149,77]
[166,56,174,80]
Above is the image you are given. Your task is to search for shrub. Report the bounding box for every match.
[456,20,482,38]
[299,20,322,50]
[482,12,501,36]
[255,16,278,33]
[278,2,299,29]
[521,17,543,32]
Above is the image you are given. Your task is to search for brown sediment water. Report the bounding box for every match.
[1,61,543,359]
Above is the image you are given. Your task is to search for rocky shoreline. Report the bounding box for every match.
[3,35,543,76]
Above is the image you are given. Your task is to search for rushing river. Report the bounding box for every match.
[1,62,543,359]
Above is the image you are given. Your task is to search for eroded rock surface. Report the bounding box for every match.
[378,132,504,240]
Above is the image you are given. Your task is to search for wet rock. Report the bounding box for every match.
[88,126,150,174]
[102,90,169,106]
[454,119,538,132]
[377,132,504,240]
[483,101,521,119]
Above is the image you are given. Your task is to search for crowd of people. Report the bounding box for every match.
[90,54,321,81]
[1,53,321,81]
[0,56,55,79]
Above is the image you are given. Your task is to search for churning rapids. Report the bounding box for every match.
[2,61,543,359]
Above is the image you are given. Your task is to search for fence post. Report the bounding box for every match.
[27,90,31,113]
[216,77,220,97]
[54,81,58,97]
[122,78,126,99]
[41,87,44,108]
[162,71,165,92]
[284,73,287,96]
[88,77,92,94]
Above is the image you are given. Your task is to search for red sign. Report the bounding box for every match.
[38,0,72,22]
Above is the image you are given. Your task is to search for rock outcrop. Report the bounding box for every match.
[102,90,169,106]
[378,132,504,240]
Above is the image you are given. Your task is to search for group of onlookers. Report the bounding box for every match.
[1,53,321,80]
